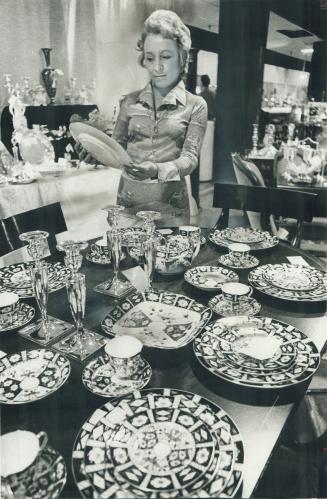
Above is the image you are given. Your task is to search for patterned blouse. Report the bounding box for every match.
[113,80,208,182]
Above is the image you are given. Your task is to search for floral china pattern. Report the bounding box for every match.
[0,303,35,332]
[101,291,212,348]
[8,445,67,499]
[0,349,70,403]
[0,262,71,298]
[82,355,152,397]
[184,266,239,291]
[209,229,279,251]
[208,295,261,317]
[249,264,327,301]
[72,388,244,498]
[194,316,320,388]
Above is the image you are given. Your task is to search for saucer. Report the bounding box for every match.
[4,445,67,499]
[184,265,238,291]
[82,355,152,397]
[208,295,261,317]
[0,303,35,332]
[218,254,259,270]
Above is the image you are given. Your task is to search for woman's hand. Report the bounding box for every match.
[124,161,158,180]
[74,142,95,164]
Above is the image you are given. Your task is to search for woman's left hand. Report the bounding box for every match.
[124,161,158,180]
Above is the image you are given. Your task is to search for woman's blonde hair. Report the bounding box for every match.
[137,10,191,77]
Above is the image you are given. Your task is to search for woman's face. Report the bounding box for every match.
[143,34,181,93]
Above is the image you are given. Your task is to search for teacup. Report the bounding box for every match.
[221,282,252,306]
[104,335,143,378]
[0,292,19,326]
[228,243,251,264]
[0,430,48,495]
[179,225,201,258]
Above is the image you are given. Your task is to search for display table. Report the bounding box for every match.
[0,167,122,266]
[0,235,326,498]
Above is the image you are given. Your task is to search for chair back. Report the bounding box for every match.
[0,202,67,258]
[231,152,269,231]
[232,152,266,187]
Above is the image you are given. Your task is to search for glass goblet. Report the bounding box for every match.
[136,210,161,235]
[19,230,49,266]
[56,240,88,275]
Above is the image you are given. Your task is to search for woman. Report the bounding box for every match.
[77,10,208,224]
[114,9,208,224]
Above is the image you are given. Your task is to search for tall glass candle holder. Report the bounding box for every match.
[94,206,134,298]
[52,273,104,361]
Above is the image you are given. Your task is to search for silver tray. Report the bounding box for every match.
[101,290,212,349]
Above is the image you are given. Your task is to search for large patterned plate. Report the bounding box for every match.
[0,262,71,298]
[262,263,324,292]
[72,388,244,498]
[223,227,265,244]
[249,264,327,302]
[101,291,212,348]
[209,229,278,251]
[194,316,320,388]
[184,266,238,291]
[0,349,71,404]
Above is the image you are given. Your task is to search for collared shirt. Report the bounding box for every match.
[113,80,208,182]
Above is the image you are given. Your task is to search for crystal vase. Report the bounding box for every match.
[41,48,56,105]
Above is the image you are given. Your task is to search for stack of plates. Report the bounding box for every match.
[72,388,244,498]
[248,263,327,302]
[209,227,278,251]
[194,316,320,388]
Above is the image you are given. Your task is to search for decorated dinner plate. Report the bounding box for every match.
[263,263,324,292]
[4,445,67,499]
[72,388,244,498]
[0,262,71,298]
[82,355,152,397]
[194,316,320,388]
[184,266,239,291]
[224,227,265,244]
[69,121,131,168]
[0,303,35,332]
[101,291,212,349]
[248,264,327,302]
[0,349,71,404]
[209,229,279,251]
[208,295,261,317]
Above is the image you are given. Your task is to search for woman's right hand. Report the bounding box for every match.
[74,141,95,164]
